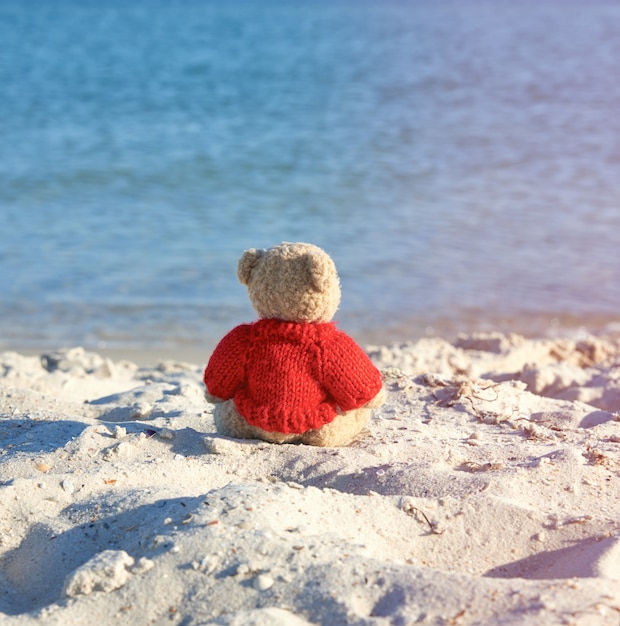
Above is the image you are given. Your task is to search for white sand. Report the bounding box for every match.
[1,333,620,626]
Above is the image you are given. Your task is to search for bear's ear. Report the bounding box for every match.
[305,251,335,292]
[237,248,264,285]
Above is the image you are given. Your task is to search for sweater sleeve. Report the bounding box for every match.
[322,330,383,411]
[203,324,251,400]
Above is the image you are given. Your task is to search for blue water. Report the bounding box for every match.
[1,0,620,351]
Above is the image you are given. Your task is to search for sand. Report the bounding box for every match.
[1,332,620,626]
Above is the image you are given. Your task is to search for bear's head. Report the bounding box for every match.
[237,242,341,323]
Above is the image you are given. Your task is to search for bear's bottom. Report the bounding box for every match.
[212,400,370,447]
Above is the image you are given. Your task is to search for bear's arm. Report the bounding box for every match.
[322,331,383,411]
[203,324,251,401]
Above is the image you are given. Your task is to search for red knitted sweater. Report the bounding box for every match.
[204,318,383,434]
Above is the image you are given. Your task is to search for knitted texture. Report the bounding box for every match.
[204,318,383,434]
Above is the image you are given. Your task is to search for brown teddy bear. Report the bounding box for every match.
[203,242,385,446]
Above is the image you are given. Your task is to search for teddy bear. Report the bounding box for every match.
[203,242,385,446]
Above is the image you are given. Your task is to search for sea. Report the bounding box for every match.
[1,0,620,354]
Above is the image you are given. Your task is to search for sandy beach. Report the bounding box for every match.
[1,331,620,626]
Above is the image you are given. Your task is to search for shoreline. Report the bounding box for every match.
[2,309,620,367]
[2,346,214,369]
[3,312,620,369]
